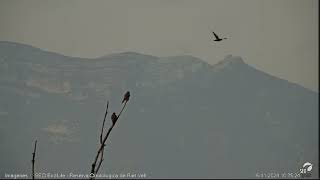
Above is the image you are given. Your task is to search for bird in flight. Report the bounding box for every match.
[111,112,118,125]
[122,91,130,103]
[212,31,227,42]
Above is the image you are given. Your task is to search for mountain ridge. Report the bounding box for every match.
[0,41,318,178]
[0,41,316,94]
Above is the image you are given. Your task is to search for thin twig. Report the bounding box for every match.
[95,144,105,174]
[118,101,127,118]
[32,140,37,180]
[90,98,129,179]
[100,101,109,144]
[96,101,109,174]
[90,101,109,177]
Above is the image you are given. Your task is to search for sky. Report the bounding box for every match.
[0,0,318,91]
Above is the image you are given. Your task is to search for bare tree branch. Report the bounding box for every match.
[90,125,114,179]
[118,101,127,118]
[96,101,109,174]
[31,140,37,180]
[100,101,109,144]
[90,94,129,179]
[95,144,105,174]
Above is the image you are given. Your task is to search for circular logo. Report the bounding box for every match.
[302,162,313,172]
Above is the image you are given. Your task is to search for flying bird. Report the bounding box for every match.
[212,31,227,42]
[122,91,130,103]
[111,112,118,125]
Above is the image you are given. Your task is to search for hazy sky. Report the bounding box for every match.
[0,0,318,91]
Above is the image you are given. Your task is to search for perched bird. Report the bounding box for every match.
[122,91,130,103]
[111,112,118,125]
[212,31,227,42]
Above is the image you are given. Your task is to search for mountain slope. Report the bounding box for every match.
[0,41,318,178]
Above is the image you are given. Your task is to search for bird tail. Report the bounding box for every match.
[122,99,125,103]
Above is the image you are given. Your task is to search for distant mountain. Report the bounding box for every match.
[0,41,318,178]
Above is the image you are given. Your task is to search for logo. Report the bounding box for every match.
[300,162,312,178]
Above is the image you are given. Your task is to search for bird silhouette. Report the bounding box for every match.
[111,112,118,125]
[122,91,130,103]
[212,31,227,41]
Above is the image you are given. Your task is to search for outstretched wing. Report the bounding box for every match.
[212,31,220,39]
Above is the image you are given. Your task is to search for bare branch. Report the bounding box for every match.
[31,140,37,180]
[100,101,109,144]
[90,94,130,179]
[95,101,109,174]
[118,101,127,118]
[90,125,113,179]
[95,144,105,174]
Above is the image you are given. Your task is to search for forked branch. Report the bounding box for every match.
[90,92,130,179]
